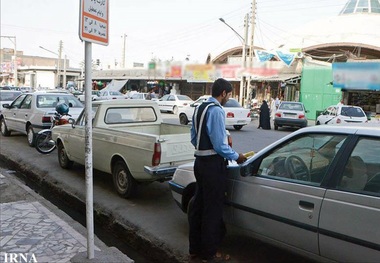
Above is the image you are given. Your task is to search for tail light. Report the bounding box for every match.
[42,116,51,123]
[275,112,281,118]
[226,112,234,118]
[247,112,250,117]
[298,114,305,119]
[152,142,161,166]
[336,118,341,124]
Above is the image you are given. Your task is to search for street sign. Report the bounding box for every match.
[79,0,109,46]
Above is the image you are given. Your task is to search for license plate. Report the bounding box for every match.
[237,120,246,123]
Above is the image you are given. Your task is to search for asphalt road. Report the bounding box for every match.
[0,113,312,263]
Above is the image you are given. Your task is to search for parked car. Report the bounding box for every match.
[0,92,83,146]
[0,90,22,113]
[156,94,193,114]
[130,92,148,100]
[95,90,126,101]
[52,99,194,198]
[273,101,308,130]
[316,105,368,125]
[77,90,100,102]
[169,125,380,262]
[178,95,251,130]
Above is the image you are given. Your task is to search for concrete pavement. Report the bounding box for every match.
[0,167,133,263]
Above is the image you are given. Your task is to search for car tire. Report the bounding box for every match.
[179,114,189,125]
[58,142,74,169]
[233,125,243,130]
[316,121,320,125]
[172,106,178,114]
[112,160,136,198]
[26,125,36,147]
[0,118,11,136]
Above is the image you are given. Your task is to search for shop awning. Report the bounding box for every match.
[250,73,301,83]
[103,79,128,92]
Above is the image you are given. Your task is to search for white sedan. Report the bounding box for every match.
[156,94,193,114]
[178,95,251,130]
[316,105,368,125]
[95,90,127,101]
[169,125,380,262]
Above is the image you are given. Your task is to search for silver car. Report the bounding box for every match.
[169,125,380,262]
[274,101,308,130]
[0,92,83,146]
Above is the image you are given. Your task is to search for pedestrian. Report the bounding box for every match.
[146,89,156,100]
[270,97,276,121]
[258,100,271,130]
[337,99,344,107]
[189,78,247,263]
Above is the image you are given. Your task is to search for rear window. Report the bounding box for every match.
[37,94,83,108]
[279,103,303,111]
[341,106,365,117]
[105,107,157,124]
[177,95,192,101]
[224,99,241,108]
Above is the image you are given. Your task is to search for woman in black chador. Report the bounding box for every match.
[258,100,271,130]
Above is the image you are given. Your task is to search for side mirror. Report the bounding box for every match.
[68,118,75,128]
[2,103,10,109]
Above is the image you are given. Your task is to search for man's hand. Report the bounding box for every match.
[236,153,247,164]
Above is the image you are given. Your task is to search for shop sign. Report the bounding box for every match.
[333,62,380,90]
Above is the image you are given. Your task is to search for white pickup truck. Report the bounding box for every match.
[52,99,194,198]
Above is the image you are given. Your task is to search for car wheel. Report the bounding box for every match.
[26,125,36,147]
[274,124,278,130]
[172,106,178,114]
[233,125,243,130]
[0,118,11,136]
[179,114,189,125]
[316,121,320,125]
[112,160,136,198]
[58,142,74,169]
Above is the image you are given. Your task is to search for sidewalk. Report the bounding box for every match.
[0,168,133,263]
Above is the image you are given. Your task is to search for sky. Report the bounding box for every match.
[1,0,349,69]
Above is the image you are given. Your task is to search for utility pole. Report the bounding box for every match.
[121,34,127,68]
[240,14,249,107]
[248,0,256,68]
[58,40,63,87]
[247,0,257,104]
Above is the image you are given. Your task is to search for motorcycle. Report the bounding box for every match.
[35,104,72,154]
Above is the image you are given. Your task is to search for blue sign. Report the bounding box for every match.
[332,62,380,90]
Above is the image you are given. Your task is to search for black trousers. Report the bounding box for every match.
[189,155,227,260]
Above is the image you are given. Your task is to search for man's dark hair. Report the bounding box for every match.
[212,78,232,97]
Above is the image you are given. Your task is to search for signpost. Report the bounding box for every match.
[79,0,109,259]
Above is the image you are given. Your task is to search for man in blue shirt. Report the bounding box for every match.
[189,78,246,262]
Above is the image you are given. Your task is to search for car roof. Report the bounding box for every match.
[293,125,380,136]
[92,99,156,106]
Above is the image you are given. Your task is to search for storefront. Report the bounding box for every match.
[333,62,380,117]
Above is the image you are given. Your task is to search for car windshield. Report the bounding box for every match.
[224,99,241,108]
[341,106,365,117]
[0,91,21,101]
[279,103,303,111]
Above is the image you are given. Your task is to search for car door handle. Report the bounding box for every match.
[299,200,314,211]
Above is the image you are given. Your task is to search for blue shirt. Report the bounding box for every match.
[191,97,239,161]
